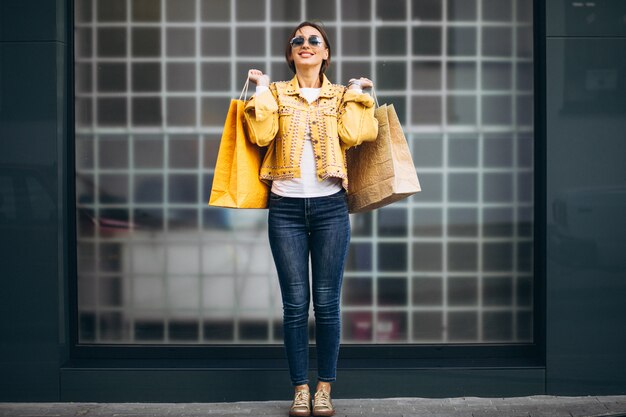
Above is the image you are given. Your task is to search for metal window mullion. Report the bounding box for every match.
[511,0,520,342]
[93,175,102,343]
[76,126,231,135]
[405,0,414,343]
[264,0,273,343]
[336,0,342,82]
[370,0,378,344]
[78,91,240,98]
[91,0,102,344]
[441,0,449,343]
[229,0,237,101]
[195,0,204,343]
[126,0,136,343]
[75,20,532,29]
[160,0,171,343]
[196,0,204,133]
[75,55,538,64]
[231,0,240,344]
[476,0,485,343]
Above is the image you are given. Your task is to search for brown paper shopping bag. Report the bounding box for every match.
[209,80,269,209]
[347,98,421,213]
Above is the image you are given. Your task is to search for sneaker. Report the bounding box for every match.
[312,389,335,416]
[289,389,311,417]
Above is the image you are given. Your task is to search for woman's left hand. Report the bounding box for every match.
[349,77,374,90]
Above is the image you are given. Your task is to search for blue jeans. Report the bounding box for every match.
[268,189,351,386]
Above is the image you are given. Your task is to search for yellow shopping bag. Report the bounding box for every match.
[209,81,269,209]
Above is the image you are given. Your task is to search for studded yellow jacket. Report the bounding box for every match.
[243,74,378,190]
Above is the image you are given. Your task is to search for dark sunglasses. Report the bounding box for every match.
[290,35,324,48]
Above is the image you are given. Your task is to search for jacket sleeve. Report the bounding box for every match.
[337,88,379,148]
[243,84,279,147]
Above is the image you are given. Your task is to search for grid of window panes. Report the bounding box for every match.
[74,0,534,344]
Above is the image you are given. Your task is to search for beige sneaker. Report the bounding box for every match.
[289,389,311,417]
[312,389,335,416]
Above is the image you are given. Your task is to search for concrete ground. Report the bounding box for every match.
[2,395,626,417]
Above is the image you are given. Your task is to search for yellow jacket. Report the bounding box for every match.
[243,74,378,190]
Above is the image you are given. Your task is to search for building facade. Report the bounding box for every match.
[1,0,625,401]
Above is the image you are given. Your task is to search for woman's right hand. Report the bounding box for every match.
[248,69,270,87]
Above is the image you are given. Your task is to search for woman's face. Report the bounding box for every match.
[289,26,329,74]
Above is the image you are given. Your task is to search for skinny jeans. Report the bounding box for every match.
[267,189,351,386]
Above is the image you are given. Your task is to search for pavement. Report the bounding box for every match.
[2,395,626,417]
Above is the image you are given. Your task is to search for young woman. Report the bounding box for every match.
[244,21,378,416]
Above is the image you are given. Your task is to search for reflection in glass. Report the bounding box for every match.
[75,0,534,344]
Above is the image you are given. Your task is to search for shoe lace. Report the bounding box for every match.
[293,390,310,408]
[314,390,331,408]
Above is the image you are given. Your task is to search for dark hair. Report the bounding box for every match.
[284,21,332,75]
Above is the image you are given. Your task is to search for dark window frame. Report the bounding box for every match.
[67,0,546,369]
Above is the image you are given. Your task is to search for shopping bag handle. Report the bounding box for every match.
[370,85,380,108]
[239,78,250,101]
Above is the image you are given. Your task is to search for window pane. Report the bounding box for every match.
[342,0,371,21]
[447,62,476,90]
[97,98,127,126]
[342,28,372,57]
[376,0,407,21]
[98,0,126,22]
[167,28,195,57]
[377,28,407,56]
[448,0,476,21]
[132,28,161,57]
[98,63,126,92]
[166,0,195,22]
[237,28,265,57]
[132,63,161,92]
[306,0,335,21]
[378,62,407,89]
[412,61,441,90]
[98,28,126,57]
[132,0,161,22]
[413,27,442,55]
[167,63,196,91]
[447,27,476,56]
[236,0,266,21]
[412,0,441,20]
[132,97,162,126]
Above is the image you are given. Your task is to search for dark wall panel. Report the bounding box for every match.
[0,0,66,42]
[546,0,626,37]
[545,1,626,395]
[60,368,545,402]
[0,0,68,401]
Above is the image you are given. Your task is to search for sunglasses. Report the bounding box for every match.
[290,35,324,48]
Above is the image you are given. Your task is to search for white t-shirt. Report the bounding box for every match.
[255,85,362,198]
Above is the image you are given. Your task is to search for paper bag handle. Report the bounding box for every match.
[239,78,250,101]
[370,85,380,108]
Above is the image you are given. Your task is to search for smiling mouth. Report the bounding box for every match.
[299,52,314,57]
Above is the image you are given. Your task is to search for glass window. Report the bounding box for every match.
[74,0,535,345]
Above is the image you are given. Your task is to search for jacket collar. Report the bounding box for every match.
[285,74,335,99]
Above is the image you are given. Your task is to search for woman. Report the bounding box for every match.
[245,21,378,417]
